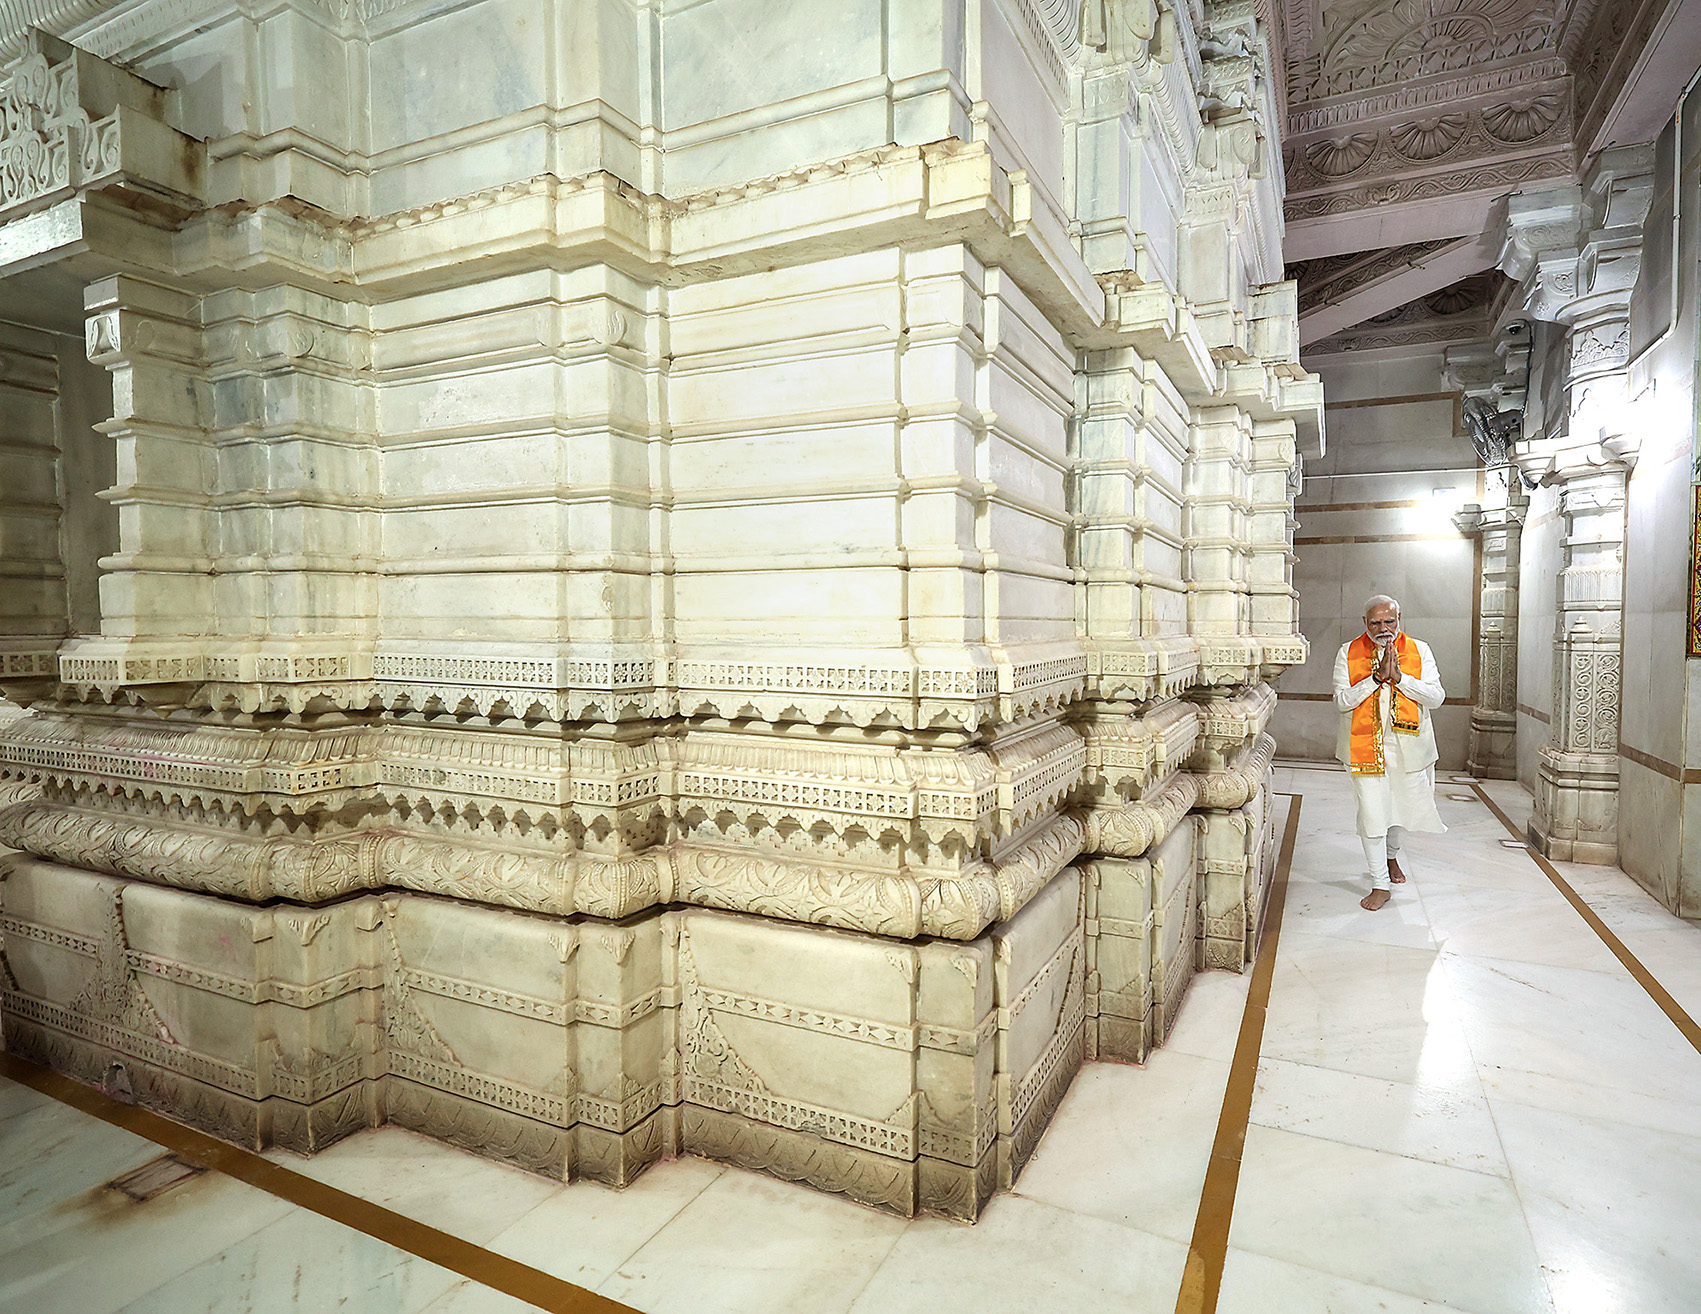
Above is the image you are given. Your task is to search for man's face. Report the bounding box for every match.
[1366,605,1400,645]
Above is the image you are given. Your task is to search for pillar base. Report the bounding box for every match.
[1467,708,1519,781]
[1529,748,1620,865]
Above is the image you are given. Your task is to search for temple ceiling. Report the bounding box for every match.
[1279,0,1697,343]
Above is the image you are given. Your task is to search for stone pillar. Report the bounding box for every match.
[1498,151,1652,862]
[1453,499,1527,780]
[1530,461,1631,861]
[1446,325,1532,781]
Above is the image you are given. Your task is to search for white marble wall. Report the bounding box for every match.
[1616,97,1701,916]
[1514,484,1561,791]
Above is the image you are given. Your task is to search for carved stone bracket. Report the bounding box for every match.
[0,30,203,231]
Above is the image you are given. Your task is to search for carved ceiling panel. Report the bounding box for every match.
[1291,0,1567,106]
[1282,0,1682,324]
[1288,237,1455,314]
[1282,0,1590,250]
[1303,269,1509,353]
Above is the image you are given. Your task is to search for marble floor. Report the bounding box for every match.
[3,767,1700,1313]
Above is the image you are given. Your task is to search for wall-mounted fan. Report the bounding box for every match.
[1463,396,1521,466]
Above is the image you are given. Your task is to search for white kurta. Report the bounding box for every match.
[1332,636,1447,839]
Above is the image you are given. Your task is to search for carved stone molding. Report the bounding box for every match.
[1284,94,1571,200]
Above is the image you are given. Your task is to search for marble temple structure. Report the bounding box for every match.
[0,0,1317,1219]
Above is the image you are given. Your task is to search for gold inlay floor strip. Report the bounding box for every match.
[0,1051,635,1313]
[1471,783,1701,1055]
[1174,791,1303,1314]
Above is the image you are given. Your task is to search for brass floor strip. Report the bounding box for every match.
[1174,791,1303,1314]
[0,1052,635,1314]
[1470,784,1701,1056]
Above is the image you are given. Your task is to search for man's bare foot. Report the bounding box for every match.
[1361,888,1391,911]
[1388,856,1407,884]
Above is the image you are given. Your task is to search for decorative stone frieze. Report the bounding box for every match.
[0,30,202,223]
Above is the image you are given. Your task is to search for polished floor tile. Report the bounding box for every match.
[598,1169,906,1314]
[1012,1049,1233,1244]
[1488,1099,1701,1314]
[1229,1125,1555,1314]
[0,1101,164,1232]
[0,1159,295,1314]
[112,1207,463,1314]
[1161,969,1252,1062]
[1444,955,1701,1109]
[265,1126,563,1247]
[485,1155,725,1290]
[417,1279,545,1313]
[846,1193,1185,1314]
[1415,882,1624,972]
[1218,1246,1479,1314]
[1249,1057,1505,1177]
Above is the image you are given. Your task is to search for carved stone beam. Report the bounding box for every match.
[1496,185,1591,321]
[1300,235,1495,346]
[1445,323,1533,419]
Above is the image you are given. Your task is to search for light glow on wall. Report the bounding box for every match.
[1426,485,1469,533]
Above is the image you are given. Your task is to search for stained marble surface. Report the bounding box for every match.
[5,771,1701,1313]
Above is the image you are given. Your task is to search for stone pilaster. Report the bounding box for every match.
[0,327,67,701]
[1529,462,1630,862]
[1453,499,1527,780]
[1446,325,1531,781]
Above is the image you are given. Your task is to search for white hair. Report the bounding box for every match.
[1363,594,1401,619]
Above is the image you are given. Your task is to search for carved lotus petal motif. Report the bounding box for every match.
[1389,115,1467,161]
[1483,97,1563,144]
[1424,285,1482,316]
[1305,133,1378,178]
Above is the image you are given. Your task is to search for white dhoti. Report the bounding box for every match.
[1349,684,1446,838]
[1334,634,1448,892]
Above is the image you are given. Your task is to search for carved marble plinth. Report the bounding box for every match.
[1530,748,1623,865]
[1468,707,1520,781]
[0,851,1092,1220]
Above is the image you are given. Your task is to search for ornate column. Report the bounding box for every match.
[1446,326,1531,780]
[1501,152,1652,862]
[1530,462,1630,861]
[1453,497,1527,780]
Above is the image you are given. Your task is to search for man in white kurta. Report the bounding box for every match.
[1332,595,1447,911]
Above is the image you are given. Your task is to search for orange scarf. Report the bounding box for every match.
[1347,632,1421,776]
